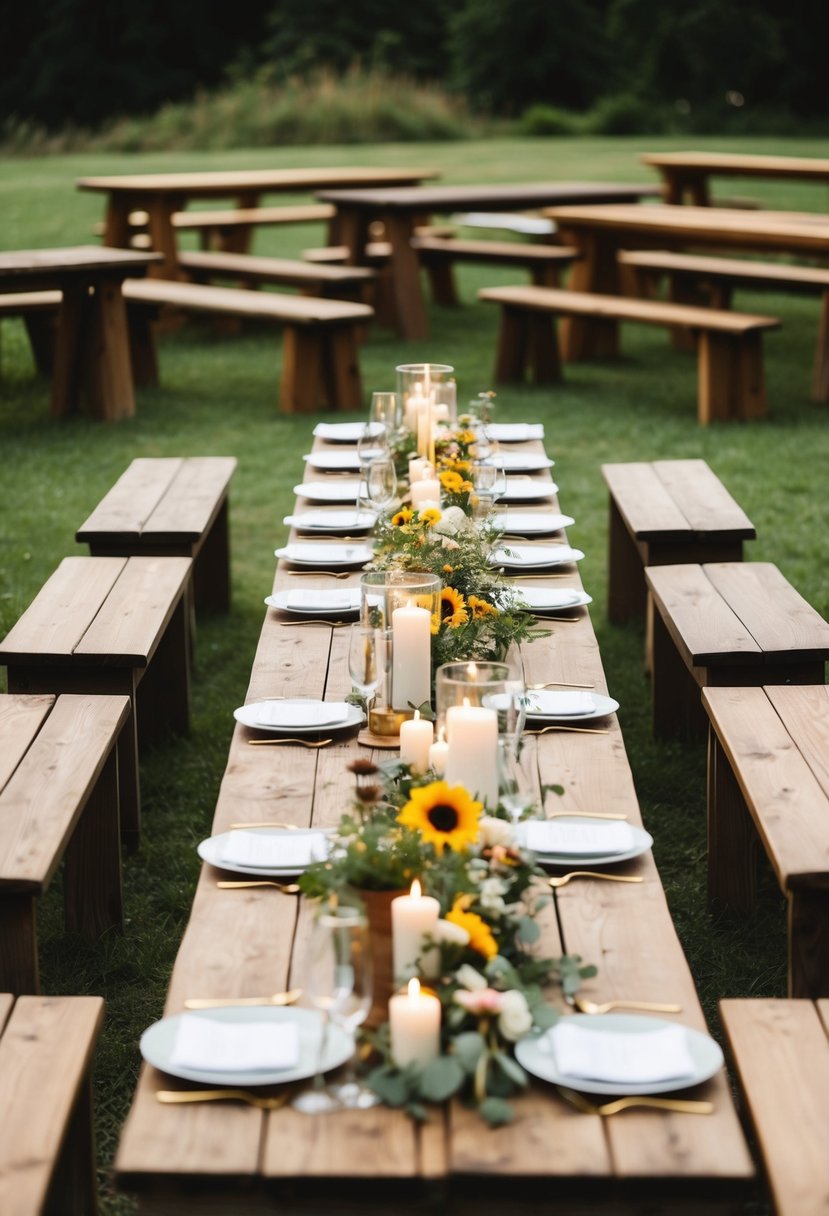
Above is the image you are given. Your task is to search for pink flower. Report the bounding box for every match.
[454,987,504,1015]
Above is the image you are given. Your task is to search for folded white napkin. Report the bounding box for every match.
[498,453,553,470]
[492,544,574,566]
[294,480,361,501]
[169,1014,300,1073]
[256,700,350,728]
[303,451,360,468]
[281,590,360,611]
[513,586,581,610]
[313,421,382,441]
[487,423,545,441]
[284,510,366,528]
[526,690,595,716]
[549,1021,695,1086]
[524,820,635,856]
[220,829,329,869]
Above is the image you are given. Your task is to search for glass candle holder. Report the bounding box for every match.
[434,661,526,809]
[360,572,442,732]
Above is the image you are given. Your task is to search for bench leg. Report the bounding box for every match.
[607,497,646,623]
[424,258,460,308]
[493,307,561,384]
[136,594,191,747]
[193,497,232,613]
[64,745,123,937]
[788,890,829,998]
[668,275,710,352]
[650,603,707,740]
[811,290,829,403]
[127,306,160,387]
[46,1072,99,1216]
[0,894,39,993]
[698,331,769,424]
[531,266,564,290]
[24,313,56,376]
[321,325,363,411]
[707,729,759,914]
[280,326,322,413]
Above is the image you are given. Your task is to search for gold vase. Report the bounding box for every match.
[357,886,407,1029]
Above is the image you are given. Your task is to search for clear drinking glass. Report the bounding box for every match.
[348,624,383,706]
[370,391,401,436]
[497,737,535,827]
[327,909,378,1109]
[356,425,389,514]
[366,456,397,518]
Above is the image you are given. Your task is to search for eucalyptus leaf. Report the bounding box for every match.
[366,1066,411,1107]
[419,1056,465,1103]
[452,1031,486,1074]
[516,915,540,944]
[479,1096,515,1127]
[493,1050,528,1089]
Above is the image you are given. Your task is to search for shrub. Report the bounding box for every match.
[583,93,667,136]
[518,105,582,137]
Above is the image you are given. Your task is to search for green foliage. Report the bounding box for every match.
[584,94,665,136]
[518,105,583,137]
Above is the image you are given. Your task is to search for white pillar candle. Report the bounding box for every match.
[405,385,429,435]
[389,978,441,1068]
[392,879,440,981]
[433,403,450,423]
[416,398,432,461]
[428,727,449,775]
[391,605,432,712]
[408,457,431,483]
[399,709,434,775]
[445,700,499,808]
[410,478,441,508]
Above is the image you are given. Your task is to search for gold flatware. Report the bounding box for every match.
[545,811,628,821]
[247,738,333,748]
[290,535,369,542]
[279,619,351,627]
[286,571,351,579]
[217,880,301,893]
[228,821,300,830]
[556,1087,713,1117]
[156,1088,295,1111]
[570,997,682,1015]
[184,988,303,1010]
[524,725,610,736]
[547,871,644,889]
[528,680,595,690]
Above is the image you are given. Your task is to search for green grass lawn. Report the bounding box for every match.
[1,135,828,1212]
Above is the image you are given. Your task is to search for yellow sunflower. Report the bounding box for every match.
[446,898,498,959]
[468,595,499,620]
[439,470,464,494]
[392,507,413,526]
[420,507,442,527]
[440,586,469,628]
[397,781,483,853]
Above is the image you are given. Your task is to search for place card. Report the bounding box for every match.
[169,1014,300,1073]
[549,1021,695,1085]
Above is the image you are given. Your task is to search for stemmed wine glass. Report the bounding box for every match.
[292,902,369,1114]
[370,391,401,437]
[348,624,386,711]
[497,737,535,830]
[365,456,397,520]
[355,424,389,518]
[327,907,378,1109]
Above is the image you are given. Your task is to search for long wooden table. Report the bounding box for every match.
[0,245,159,420]
[316,182,660,339]
[78,167,439,278]
[543,202,829,359]
[641,151,829,206]
[114,432,754,1211]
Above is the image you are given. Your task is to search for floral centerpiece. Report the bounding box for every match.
[299,760,595,1125]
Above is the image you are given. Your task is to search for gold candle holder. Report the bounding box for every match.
[368,706,414,737]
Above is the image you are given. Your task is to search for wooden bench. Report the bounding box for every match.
[0,290,60,376]
[0,555,192,851]
[619,248,829,400]
[411,236,576,306]
[0,993,104,1215]
[478,284,781,424]
[76,456,237,617]
[644,562,829,741]
[173,203,336,251]
[720,998,829,1215]
[123,278,371,412]
[177,249,376,302]
[0,693,130,993]
[704,685,829,997]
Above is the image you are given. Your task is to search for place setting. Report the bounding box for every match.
[490,542,585,570]
[274,541,374,568]
[265,587,362,617]
[495,451,556,473]
[282,508,376,534]
[233,697,364,739]
[511,584,592,615]
[293,479,362,503]
[493,510,575,537]
[198,824,332,878]
[516,815,652,867]
[497,476,559,502]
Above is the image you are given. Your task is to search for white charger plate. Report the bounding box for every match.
[234,700,363,734]
[140,1006,353,1088]
[265,589,361,617]
[523,691,619,722]
[275,543,373,568]
[293,480,361,503]
[515,1014,724,1097]
[512,586,592,613]
[494,512,574,536]
[198,827,332,877]
[313,421,384,443]
[517,818,653,866]
[496,452,555,472]
[283,510,375,534]
[499,478,559,502]
[491,545,584,570]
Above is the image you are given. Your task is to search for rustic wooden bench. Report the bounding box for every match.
[177,249,376,302]
[411,236,576,306]
[0,993,104,1215]
[478,283,781,424]
[644,562,829,741]
[619,248,829,400]
[95,203,337,249]
[76,456,236,617]
[123,278,371,412]
[704,685,829,996]
[0,693,130,993]
[720,998,829,1216]
[0,555,192,851]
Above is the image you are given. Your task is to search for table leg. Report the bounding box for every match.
[789,890,829,998]
[51,283,90,417]
[103,197,134,248]
[384,212,429,341]
[558,229,620,360]
[84,278,136,421]
[144,196,183,278]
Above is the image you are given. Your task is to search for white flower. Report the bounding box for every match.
[478,815,515,849]
[441,536,460,550]
[455,963,487,991]
[437,918,471,947]
[479,876,508,914]
[498,989,533,1041]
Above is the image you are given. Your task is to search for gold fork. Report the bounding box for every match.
[527,680,594,690]
[217,880,301,893]
[247,738,333,748]
[556,1087,713,1117]
[548,871,644,889]
[570,997,682,1015]
[546,811,628,821]
[228,821,300,830]
[184,988,303,1010]
[524,725,609,736]
[279,620,351,628]
[285,571,351,579]
[156,1088,296,1111]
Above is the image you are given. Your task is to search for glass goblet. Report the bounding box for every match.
[366,456,398,519]
[327,910,379,1109]
[356,425,389,514]
[497,737,535,829]
[348,624,383,707]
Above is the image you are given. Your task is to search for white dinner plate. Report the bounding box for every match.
[265,589,362,616]
[275,543,373,568]
[496,452,555,472]
[313,421,384,443]
[283,510,375,534]
[512,586,592,613]
[140,1006,354,1088]
[293,480,361,503]
[303,450,381,472]
[486,423,545,442]
[494,512,574,536]
[234,699,364,734]
[499,478,559,502]
[523,691,619,722]
[490,544,584,570]
[198,827,332,877]
[516,818,653,866]
[514,1014,724,1097]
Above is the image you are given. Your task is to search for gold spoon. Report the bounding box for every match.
[547,871,644,889]
[556,1087,713,1117]
[217,880,301,893]
[184,988,303,1010]
[570,997,682,1015]
[227,821,300,830]
[524,725,609,736]
[247,738,333,748]
[545,811,628,821]
[156,1088,296,1111]
[527,680,595,690]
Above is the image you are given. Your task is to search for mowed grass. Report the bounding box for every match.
[1,135,828,1212]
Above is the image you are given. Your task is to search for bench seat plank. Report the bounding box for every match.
[720,999,829,1216]
[76,555,191,667]
[76,458,185,543]
[0,557,125,664]
[0,694,53,790]
[603,461,696,542]
[619,248,829,292]
[173,202,336,230]
[704,562,829,664]
[650,459,755,539]
[646,563,761,667]
[129,456,236,541]
[178,249,375,293]
[124,277,372,325]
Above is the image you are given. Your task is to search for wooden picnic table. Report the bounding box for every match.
[78,167,439,277]
[316,182,661,339]
[114,432,754,1213]
[0,245,159,420]
[542,202,829,359]
[641,151,829,206]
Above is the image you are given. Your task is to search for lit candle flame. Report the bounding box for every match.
[413,709,421,722]
[408,977,421,1000]
[410,878,421,899]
